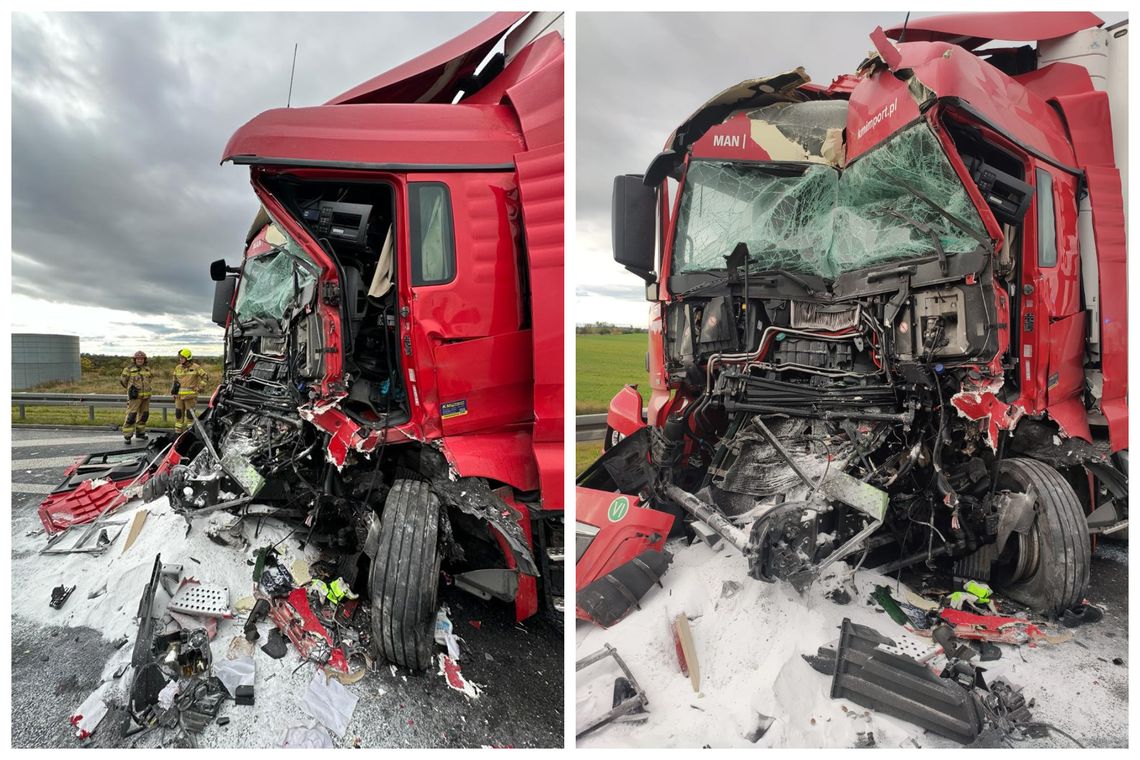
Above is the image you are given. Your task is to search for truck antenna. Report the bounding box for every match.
[899,11,911,43]
[287,43,299,107]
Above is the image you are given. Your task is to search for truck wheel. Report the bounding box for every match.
[371,479,441,671]
[990,458,1090,616]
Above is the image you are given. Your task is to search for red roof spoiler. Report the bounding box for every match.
[885,12,1103,49]
[326,12,526,105]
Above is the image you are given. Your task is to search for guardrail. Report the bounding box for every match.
[577,413,607,442]
[13,392,181,424]
[14,392,621,439]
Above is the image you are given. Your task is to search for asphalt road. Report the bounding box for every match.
[10,427,564,748]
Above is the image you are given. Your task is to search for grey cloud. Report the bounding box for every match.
[12,12,488,330]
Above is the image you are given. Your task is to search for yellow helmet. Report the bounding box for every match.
[178,348,192,360]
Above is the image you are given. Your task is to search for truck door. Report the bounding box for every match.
[403,173,534,438]
[1030,166,1085,410]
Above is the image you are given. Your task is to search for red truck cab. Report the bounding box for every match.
[579,13,1127,621]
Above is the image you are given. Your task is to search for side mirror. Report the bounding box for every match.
[212,277,237,328]
[210,259,238,282]
[612,174,657,283]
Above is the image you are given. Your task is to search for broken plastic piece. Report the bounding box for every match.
[261,629,289,659]
[235,685,255,706]
[50,584,75,610]
[577,549,672,627]
[830,618,983,744]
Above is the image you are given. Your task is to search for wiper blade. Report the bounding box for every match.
[880,170,991,249]
[878,208,949,276]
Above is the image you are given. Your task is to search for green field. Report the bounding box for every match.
[575,333,649,414]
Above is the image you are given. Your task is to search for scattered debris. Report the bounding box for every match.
[261,629,289,659]
[434,607,462,660]
[671,613,700,693]
[829,618,983,744]
[721,580,742,600]
[50,584,75,610]
[437,654,483,698]
[578,549,673,627]
[1060,603,1105,628]
[70,683,111,739]
[121,509,148,554]
[576,644,649,739]
[743,712,775,743]
[244,598,270,642]
[282,724,334,748]
[168,583,231,618]
[302,671,358,738]
[215,656,255,699]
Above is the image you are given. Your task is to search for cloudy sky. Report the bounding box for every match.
[11,11,490,355]
[575,11,1126,327]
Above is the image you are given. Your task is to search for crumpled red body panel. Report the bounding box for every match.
[38,479,130,536]
[268,587,349,673]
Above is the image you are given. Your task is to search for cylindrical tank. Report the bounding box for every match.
[12,333,81,390]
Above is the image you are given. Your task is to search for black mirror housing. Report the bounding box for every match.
[612,174,657,283]
[210,259,231,282]
[212,277,237,328]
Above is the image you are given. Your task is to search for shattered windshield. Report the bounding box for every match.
[233,223,318,323]
[672,122,987,279]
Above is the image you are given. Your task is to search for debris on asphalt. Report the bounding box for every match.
[121,509,148,554]
[50,584,75,610]
[670,613,700,693]
[575,644,648,739]
[302,671,358,738]
[828,618,982,744]
[1060,602,1105,628]
[261,629,289,659]
[244,598,270,641]
[437,654,483,698]
[435,606,462,660]
[215,656,255,698]
[743,712,774,743]
[282,724,334,748]
[70,682,111,739]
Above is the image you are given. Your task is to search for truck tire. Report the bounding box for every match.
[990,458,1090,616]
[371,479,441,670]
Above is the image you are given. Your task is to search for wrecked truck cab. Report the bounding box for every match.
[148,12,565,671]
[592,15,1127,619]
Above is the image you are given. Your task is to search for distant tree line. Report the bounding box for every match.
[576,322,647,335]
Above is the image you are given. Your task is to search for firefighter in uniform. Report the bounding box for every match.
[120,350,153,444]
[172,348,209,434]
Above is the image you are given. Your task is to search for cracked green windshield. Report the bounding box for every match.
[234,223,318,322]
[672,122,987,278]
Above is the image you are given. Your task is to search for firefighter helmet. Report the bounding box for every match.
[178,348,192,360]
[133,351,147,361]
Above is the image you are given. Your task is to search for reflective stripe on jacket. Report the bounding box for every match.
[173,362,209,394]
[121,365,153,397]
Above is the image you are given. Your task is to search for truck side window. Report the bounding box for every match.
[1036,169,1057,268]
[409,183,456,285]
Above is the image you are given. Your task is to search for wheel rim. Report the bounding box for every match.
[1008,523,1041,583]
